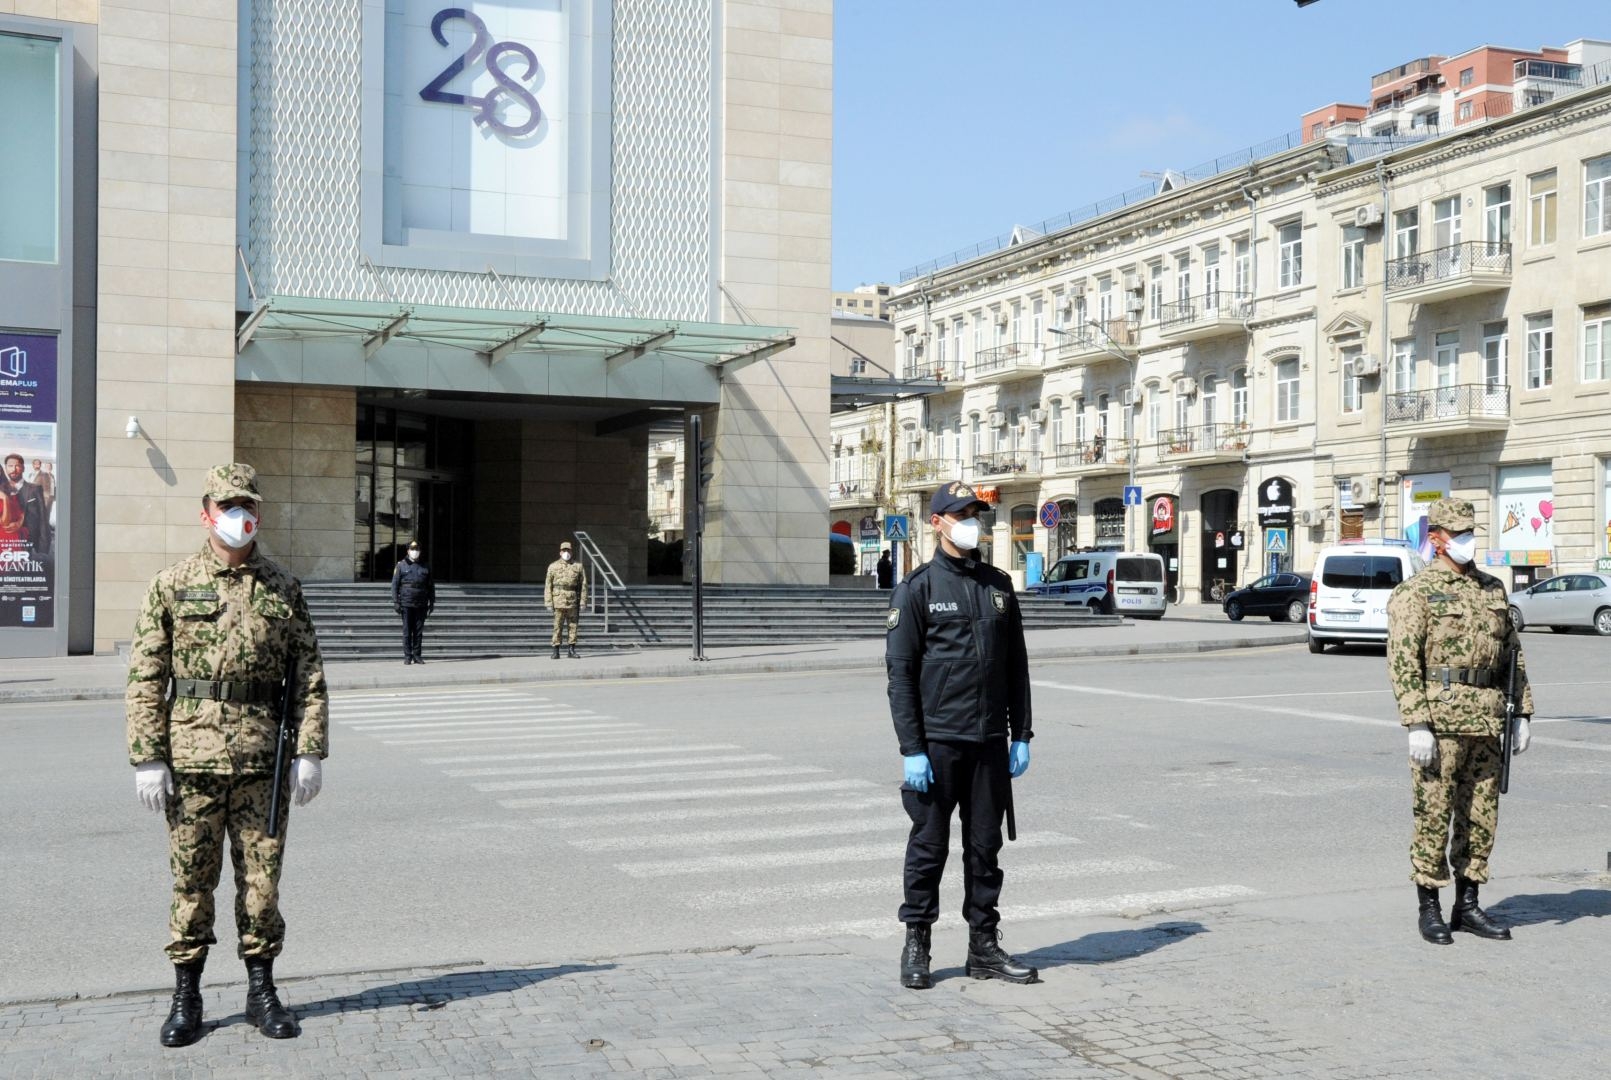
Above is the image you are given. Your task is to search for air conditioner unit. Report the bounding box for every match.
[1354,203,1385,228]
[994,310,1010,326]
[1350,476,1381,505]
[1179,377,1199,398]
[1124,273,1143,293]
[1029,407,1047,424]
[1125,294,1146,315]
[1355,353,1382,377]
[988,409,1006,427]
[1121,388,1136,407]
[1297,508,1323,526]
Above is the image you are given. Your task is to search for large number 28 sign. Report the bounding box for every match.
[418,8,542,138]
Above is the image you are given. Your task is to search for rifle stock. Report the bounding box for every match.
[267,658,298,838]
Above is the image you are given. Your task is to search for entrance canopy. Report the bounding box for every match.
[237,295,796,404]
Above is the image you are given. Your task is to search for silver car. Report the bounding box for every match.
[1507,572,1611,636]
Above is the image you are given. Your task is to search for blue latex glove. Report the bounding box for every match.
[1009,741,1031,778]
[903,753,934,792]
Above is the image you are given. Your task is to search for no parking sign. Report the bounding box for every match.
[1038,501,1060,530]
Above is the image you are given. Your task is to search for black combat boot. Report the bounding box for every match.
[966,929,1039,984]
[159,959,206,1047]
[899,924,932,989]
[551,646,561,659]
[1449,878,1512,940]
[1416,884,1454,945]
[567,644,579,659]
[244,957,298,1039]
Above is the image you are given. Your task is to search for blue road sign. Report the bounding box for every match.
[884,515,910,542]
[1123,485,1143,507]
[1265,527,1289,554]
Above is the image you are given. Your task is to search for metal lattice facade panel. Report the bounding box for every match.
[243,0,716,320]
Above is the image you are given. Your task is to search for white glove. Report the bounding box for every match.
[1407,724,1437,768]
[293,755,322,806]
[1513,717,1531,755]
[135,761,174,813]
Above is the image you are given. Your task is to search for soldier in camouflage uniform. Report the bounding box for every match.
[126,463,330,1046]
[1386,497,1533,946]
[544,539,587,659]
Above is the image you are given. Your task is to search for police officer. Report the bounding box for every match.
[1386,497,1533,945]
[886,480,1036,989]
[126,464,330,1046]
[391,538,435,664]
[544,539,587,659]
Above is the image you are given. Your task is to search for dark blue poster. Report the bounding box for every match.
[0,332,58,629]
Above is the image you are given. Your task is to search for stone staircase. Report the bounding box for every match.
[303,582,1121,661]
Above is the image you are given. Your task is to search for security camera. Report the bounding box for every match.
[125,416,141,439]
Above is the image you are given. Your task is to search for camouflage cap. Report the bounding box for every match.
[559,541,573,551]
[1427,497,1475,533]
[204,462,261,503]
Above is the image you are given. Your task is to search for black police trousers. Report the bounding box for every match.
[402,607,426,660]
[899,738,1009,931]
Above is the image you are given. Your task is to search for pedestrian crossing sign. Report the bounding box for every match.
[1265,528,1289,554]
[884,515,910,542]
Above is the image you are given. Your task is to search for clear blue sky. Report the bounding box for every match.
[831,1,1606,289]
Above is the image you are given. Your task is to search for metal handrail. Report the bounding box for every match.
[572,530,624,634]
[1048,439,1134,470]
[969,450,1040,480]
[1386,383,1510,423]
[1152,423,1251,457]
[1385,241,1511,292]
[1054,319,1135,357]
[1159,291,1253,330]
[973,342,1038,375]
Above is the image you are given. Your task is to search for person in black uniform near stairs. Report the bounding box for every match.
[391,539,435,664]
[886,480,1037,990]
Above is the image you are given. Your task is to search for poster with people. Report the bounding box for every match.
[0,332,58,629]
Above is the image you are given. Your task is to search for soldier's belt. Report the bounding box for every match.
[1426,665,1500,690]
[172,678,282,704]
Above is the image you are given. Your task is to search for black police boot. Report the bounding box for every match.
[551,646,560,659]
[567,644,579,659]
[899,924,932,990]
[1449,878,1512,940]
[1416,885,1454,945]
[966,929,1039,984]
[244,957,298,1039]
[159,959,205,1047]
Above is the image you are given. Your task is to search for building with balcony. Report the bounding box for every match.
[832,283,892,321]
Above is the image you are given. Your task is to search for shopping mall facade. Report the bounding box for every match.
[1,0,832,655]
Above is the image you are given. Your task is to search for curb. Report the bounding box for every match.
[0,632,1308,705]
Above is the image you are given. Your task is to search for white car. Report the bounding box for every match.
[1507,572,1611,636]
[1307,539,1425,653]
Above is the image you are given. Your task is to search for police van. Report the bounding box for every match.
[1307,539,1425,653]
[1030,551,1168,619]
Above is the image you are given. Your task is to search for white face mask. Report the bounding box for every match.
[211,506,258,550]
[1444,531,1478,565]
[561,551,572,561]
[407,548,420,561]
[944,517,981,551]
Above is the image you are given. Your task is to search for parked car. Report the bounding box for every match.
[1307,539,1425,653]
[1030,551,1168,619]
[1223,572,1312,623]
[1507,572,1611,636]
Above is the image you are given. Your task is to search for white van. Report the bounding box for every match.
[1307,539,1425,653]
[1031,551,1168,619]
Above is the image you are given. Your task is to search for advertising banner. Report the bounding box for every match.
[1400,472,1450,562]
[0,333,58,629]
[1494,463,1553,564]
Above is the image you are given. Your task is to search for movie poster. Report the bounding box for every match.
[0,333,58,629]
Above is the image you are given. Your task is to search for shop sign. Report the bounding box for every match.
[858,515,880,541]
[973,486,1000,506]
[1256,477,1294,529]
[1149,495,1177,540]
[0,332,58,630]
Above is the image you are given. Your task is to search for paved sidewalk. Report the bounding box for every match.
[0,617,1299,704]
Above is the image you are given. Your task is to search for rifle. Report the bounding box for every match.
[267,658,299,838]
[1499,645,1519,795]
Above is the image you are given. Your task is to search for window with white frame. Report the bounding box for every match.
[969,415,982,459]
[1173,385,1190,435]
[1277,221,1303,288]
[1458,100,1473,121]
[1481,322,1507,388]
[1073,292,1088,329]
[1175,254,1191,305]
[1583,303,1611,382]
[1233,238,1251,297]
[1203,244,1221,304]
[1031,297,1044,343]
[1098,277,1113,324]
[1391,337,1416,395]
[1484,183,1511,248]
[935,329,946,374]
[1274,357,1300,422]
[849,356,867,375]
[1434,329,1459,391]
[1149,261,1164,321]
[1201,375,1218,429]
[1586,155,1611,239]
[1527,169,1556,245]
[972,312,985,360]
[1010,302,1023,343]
[1459,66,1474,88]
[1050,399,1064,448]
[904,332,918,377]
[1073,398,1085,446]
[1340,346,1362,414]
[1050,292,1064,332]
[1432,195,1461,249]
[952,318,964,377]
[1525,313,1554,389]
[1231,369,1249,428]
[1394,207,1419,259]
[1341,225,1366,289]
[993,309,1005,346]
[1097,394,1110,440]
[1147,385,1163,440]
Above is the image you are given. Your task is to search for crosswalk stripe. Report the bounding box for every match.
[378,725,646,746]
[341,705,577,721]
[348,715,603,732]
[535,796,892,830]
[446,754,778,779]
[499,779,876,809]
[473,766,824,793]
[615,832,1082,878]
[421,744,742,766]
[336,693,537,707]
[684,857,1176,910]
[571,815,904,851]
[736,885,1260,941]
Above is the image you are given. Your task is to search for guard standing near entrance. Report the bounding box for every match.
[125,463,330,1046]
[544,540,587,658]
[391,539,435,664]
[886,480,1037,989]
[1387,497,1533,945]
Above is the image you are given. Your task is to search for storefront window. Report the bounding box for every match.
[1010,504,1035,569]
[0,32,60,264]
[1094,497,1125,549]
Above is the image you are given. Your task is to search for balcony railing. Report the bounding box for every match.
[1386,383,1511,434]
[1048,439,1134,473]
[972,342,1041,381]
[1159,292,1253,339]
[896,457,948,489]
[1150,423,1252,462]
[1385,241,1511,301]
[828,480,868,504]
[1049,320,1135,367]
[968,450,1040,482]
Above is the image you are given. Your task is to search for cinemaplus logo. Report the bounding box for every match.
[0,347,25,379]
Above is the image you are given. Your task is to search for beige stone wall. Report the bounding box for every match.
[709,0,833,585]
[234,385,355,582]
[93,0,239,650]
[0,2,101,22]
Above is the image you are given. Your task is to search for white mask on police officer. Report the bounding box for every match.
[944,517,981,551]
[407,547,420,562]
[1444,531,1478,565]
[210,506,257,549]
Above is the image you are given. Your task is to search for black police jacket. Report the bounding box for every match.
[391,559,435,609]
[885,550,1032,755]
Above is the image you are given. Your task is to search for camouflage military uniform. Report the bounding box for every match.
[544,549,587,646]
[1387,553,1532,889]
[126,469,329,965]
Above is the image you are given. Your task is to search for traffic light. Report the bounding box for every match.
[689,414,716,536]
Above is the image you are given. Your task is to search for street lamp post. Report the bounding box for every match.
[1047,323,1139,550]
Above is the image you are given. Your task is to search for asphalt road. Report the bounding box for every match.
[4,629,1609,1008]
